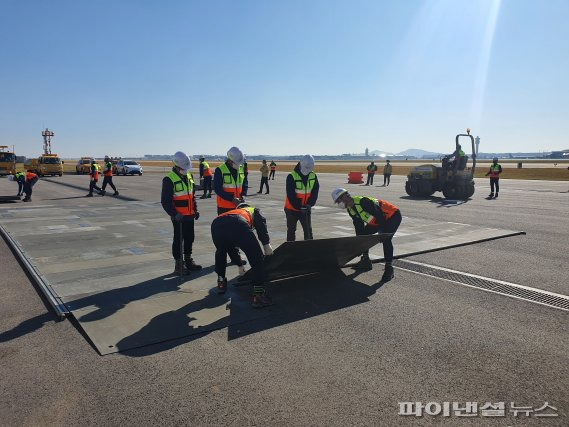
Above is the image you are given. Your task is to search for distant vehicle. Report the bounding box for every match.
[115,160,143,176]
[76,157,94,174]
[27,154,64,177]
[405,130,476,200]
[0,146,16,176]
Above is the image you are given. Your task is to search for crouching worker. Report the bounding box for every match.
[211,203,274,308]
[331,188,402,283]
[21,170,39,202]
[8,171,26,197]
[161,151,202,275]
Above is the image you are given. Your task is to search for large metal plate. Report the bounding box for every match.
[242,234,389,282]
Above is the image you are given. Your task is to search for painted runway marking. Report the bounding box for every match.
[333,225,353,231]
[331,231,353,237]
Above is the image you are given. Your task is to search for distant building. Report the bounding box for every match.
[548,150,569,159]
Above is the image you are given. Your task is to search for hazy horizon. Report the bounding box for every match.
[2,0,568,158]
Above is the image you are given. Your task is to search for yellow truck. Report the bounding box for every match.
[0,146,17,176]
[26,154,64,176]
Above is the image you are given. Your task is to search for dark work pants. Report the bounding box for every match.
[490,178,499,194]
[242,176,249,195]
[285,208,313,241]
[359,210,402,264]
[383,174,391,186]
[366,173,375,185]
[17,182,23,195]
[211,216,264,285]
[172,219,195,260]
[89,179,102,195]
[101,176,117,192]
[202,176,212,196]
[259,177,269,193]
[269,170,275,180]
[23,181,36,198]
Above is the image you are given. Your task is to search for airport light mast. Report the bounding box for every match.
[42,128,54,155]
[475,136,480,156]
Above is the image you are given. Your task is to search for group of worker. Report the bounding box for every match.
[7,170,38,202]
[162,147,401,309]
[86,156,119,197]
[365,160,392,186]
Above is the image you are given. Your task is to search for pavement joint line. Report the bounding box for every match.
[394,259,569,312]
[42,178,141,202]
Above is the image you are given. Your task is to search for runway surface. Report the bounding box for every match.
[1,172,567,424]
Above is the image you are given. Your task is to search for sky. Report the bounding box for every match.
[1,0,568,158]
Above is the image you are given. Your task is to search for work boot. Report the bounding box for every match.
[100,190,106,196]
[113,191,119,196]
[184,255,202,271]
[251,287,273,308]
[381,265,395,283]
[22,197,31,202]
[207,193,212,198]
[494,193,498,199]
[200,194,207,199]
[487,193,494,199]
[174,259,189,276]
[217,277,228,294]
[86,193,93,197]
[352,255,373,271]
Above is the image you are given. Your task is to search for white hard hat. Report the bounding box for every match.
[331,188,348,203]
[227,146,244,167]
[172,151,192,171]
[8,174,15,182]
[299,154,315,175]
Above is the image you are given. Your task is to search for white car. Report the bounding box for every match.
[116,160,143,176]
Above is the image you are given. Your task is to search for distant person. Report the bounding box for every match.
[199,156,213,199]
[242,159,249,196]
[269,160,277,180]
[101,155,119,196]
[161,151,202,275]
[383,160,392,186]
[331,188,401,283]
[485,157,502,199]
[211,203,273,308]
[284,155,319,241]
[86,159,104,197]
[258,160,270,194]
[365,161,378,185]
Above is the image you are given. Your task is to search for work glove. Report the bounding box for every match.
[263,244,273,256]
[232,197,244,205]
[194,211,200,220]
[174,213,184,222]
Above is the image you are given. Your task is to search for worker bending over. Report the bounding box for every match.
[485,157,502,199]
[161,151,202,275]
[331,188,402,283]
[199,156,213,199]
[211,203,274,308]
[86,160,104,197]
[214,146,245,214]
[10,171,25,196]
[101,156,119,196]
[284,155,319,241]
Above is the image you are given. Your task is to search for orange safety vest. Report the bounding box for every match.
[103,161,113,177]
[349,196,398,225]
[218,206,255,227]
[216,163,244,209]
[26,172,38,182]
[284,170,316,212]
[270,165,276,171]
[489,163,501,179]
[90,164,100,180]
[201,161,213,177]
[167,171,195,216]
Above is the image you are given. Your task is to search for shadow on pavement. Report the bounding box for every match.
[0,312,58,343]
[399,195,470,208]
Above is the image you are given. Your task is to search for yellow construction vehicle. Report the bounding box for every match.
[0,146,17,176]
[31,154,64,177]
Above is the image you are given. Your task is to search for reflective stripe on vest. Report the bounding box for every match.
[489,164,501,178]
[218,206,255,228]
[201,161,212,177]
[348,196,398,224]
[90,164,100,180]
[167,171,195,216]
[103,161,113,177]
[284,170,316,212]
[216,163,244,209]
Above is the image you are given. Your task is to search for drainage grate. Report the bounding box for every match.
[393,259,569,312]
